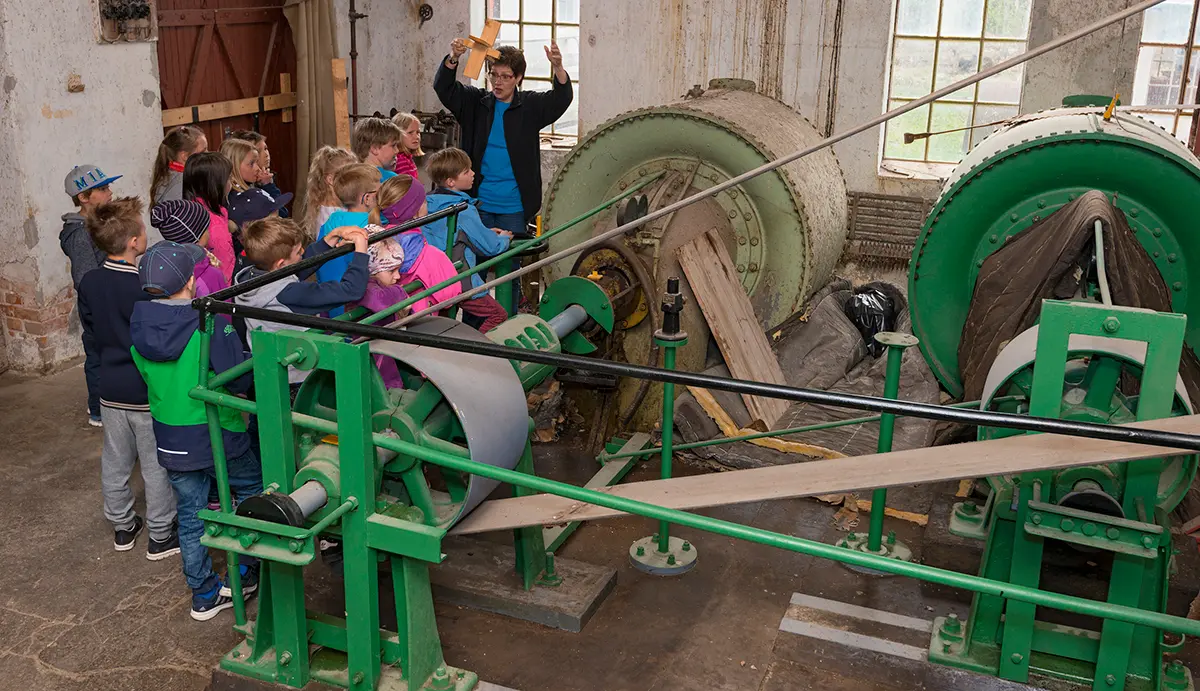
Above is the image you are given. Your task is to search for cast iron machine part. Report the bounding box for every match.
[905,107,1200,689]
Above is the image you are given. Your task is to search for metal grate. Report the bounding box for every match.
[841,192,933,267]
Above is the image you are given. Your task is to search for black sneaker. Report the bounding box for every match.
[114,516,144,552]
[191,584,234,621]
[147,531,180,561]
[218,564,260,598]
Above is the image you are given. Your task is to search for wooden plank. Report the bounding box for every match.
[182,21,215,107]
[687,385,845,459]
[332,59,351,149]
[280,73,293,123]
[450,413,1200,535]
[677,230,789,428]
[161,92,297,127]
[542,432,651,551]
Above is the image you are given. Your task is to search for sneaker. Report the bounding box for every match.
[114,516,144,552]
[191,584,234,621]
[147,531,181,561]
[218,564,259,598]
[87,414,102,428]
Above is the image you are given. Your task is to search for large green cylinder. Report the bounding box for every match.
[908,108,1200,396]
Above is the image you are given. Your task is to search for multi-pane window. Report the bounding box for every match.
[486,0,581,137]
[1131,0,1200,143]
[882,0,1033,165]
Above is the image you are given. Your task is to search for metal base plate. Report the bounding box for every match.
[836,533,913,576]
[629,535,698,576]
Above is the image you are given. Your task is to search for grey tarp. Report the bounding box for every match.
[674,279,942,471]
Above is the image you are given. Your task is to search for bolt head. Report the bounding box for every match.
[667,554,677,565]
[1061,518,1075,531]
[1106,527,1120,540]
[1011,653,1024,664]
[288,540,303,553]
[1173,282,1184,292]
[1143,536,1156,548]
[682,542,691,552]
[1102,316,1121,333]
[1082,523,1098,537]
[636,546,645,556]
[1030,513,1042,525]
[1106,674,1117,685]
[206,524,222,536]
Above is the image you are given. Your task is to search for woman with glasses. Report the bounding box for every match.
[433,38,574,312]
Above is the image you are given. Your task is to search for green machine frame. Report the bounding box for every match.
[931,300,1194,691]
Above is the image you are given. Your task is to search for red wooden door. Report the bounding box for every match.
[157,0,298,198]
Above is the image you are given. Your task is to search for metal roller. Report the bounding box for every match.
[369,317,530,526]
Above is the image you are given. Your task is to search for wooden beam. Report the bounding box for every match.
[677,230,790,428]
[450,413,1200,535]
[279,73,293,123]
[332,59,351,149]
[161,92,297,127]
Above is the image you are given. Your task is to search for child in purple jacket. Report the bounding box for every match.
[352,236,409,389]
[149,199,226,297]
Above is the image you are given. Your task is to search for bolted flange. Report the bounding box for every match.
[835,531,914,576]
[629,535,697,576]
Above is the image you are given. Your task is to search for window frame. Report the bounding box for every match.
[1130,0,1200,145]
[881,0,1032,170]
[484,0,580,140]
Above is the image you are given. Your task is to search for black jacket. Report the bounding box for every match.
[60,212,106,289]
[77,259,153,410]
[434,55,573,222]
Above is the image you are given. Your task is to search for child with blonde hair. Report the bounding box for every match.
[390,112,423,180]
[302,146,357,238]
[220,138,259,195]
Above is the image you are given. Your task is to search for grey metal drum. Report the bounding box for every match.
[370,317,529,526]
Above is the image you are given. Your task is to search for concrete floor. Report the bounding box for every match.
[3,366,1198,691]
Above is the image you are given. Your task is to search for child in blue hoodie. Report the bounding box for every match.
[131,241,261,622]
[424,147,513,332]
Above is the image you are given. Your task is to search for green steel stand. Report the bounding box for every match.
[837,332,917,569]
[929,301,1193,691]
[631,278,697,576]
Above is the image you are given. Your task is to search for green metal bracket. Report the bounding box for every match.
[1022,499,1163,558]
[948,493,992,540]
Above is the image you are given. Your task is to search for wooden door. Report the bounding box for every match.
[157,0,298,199]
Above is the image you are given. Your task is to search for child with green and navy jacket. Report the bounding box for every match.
[130,241,262,621]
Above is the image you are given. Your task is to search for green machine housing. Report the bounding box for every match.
[910,107,1200,690]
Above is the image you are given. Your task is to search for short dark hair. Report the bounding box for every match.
[427,148,472,187]
[489,45,526,81]
[86,196,145,254]
[228,129,265,145]
[183,152,233,213]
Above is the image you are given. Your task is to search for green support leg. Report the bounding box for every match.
[512,429,550,590]
[334,343,382,691]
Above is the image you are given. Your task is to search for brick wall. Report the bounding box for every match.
[0,276,80,373]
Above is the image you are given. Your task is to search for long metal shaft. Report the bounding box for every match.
[389,0,1168,326]
[192,301,1200,452]
[186,385,1200,638]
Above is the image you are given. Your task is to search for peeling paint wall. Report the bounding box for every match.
[0,0,162,372]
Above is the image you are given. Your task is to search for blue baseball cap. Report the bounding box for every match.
[139,241,206,296]
[229,187,294,226]
[64,164,122,197]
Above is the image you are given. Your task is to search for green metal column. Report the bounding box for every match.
[630,278,697,576]
[332,342,379,691]
[512,425,551,591]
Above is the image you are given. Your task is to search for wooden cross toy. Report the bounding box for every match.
[460,19,502,80]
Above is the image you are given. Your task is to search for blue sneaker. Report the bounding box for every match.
[191,584,233,621]
[219,564,259,598]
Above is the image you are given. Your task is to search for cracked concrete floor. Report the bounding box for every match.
[0,367,239,691]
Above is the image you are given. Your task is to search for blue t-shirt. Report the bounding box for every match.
[379,167,397,181]
[478,101,523,214]
[318,210,371,316]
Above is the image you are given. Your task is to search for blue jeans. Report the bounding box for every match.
[168,448,263,594]
[81,325,100,417]
[478,210,529,314]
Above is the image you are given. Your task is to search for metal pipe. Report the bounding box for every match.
[348,0,366,117]
[190,302,1200,452]
[291,480,329,519]
[1095,220,1113,306]
[353,171,666,330]
[187,384,1200,638]
[388,0,1170,326]
[196,202,468,304]
[548,304,589,339]
[599,396,1024,462]
[867,341,905,552]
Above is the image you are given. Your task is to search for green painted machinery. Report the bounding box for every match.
[909,108,1200,397]
[197,277,613,690]
[908,109,1200,690]
[542,79,849,422]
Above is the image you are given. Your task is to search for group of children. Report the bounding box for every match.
[59,112,523,623]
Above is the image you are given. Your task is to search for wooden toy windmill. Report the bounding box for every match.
[460,20,502,80]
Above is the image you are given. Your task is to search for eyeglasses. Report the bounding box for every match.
[489,72,517,83]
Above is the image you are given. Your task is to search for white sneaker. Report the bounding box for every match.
[87,411,103,428]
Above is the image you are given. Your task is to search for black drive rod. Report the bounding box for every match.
[194,300,1200,453]
[198,201,470,304]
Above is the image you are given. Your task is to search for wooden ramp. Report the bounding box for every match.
[450,414,1200,535]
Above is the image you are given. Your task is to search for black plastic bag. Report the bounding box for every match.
[844,287,896,357]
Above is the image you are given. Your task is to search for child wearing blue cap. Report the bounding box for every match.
[130,240,262,621]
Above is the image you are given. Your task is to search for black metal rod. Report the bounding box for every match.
[197,202,469,305]
[193,301,1200,452]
